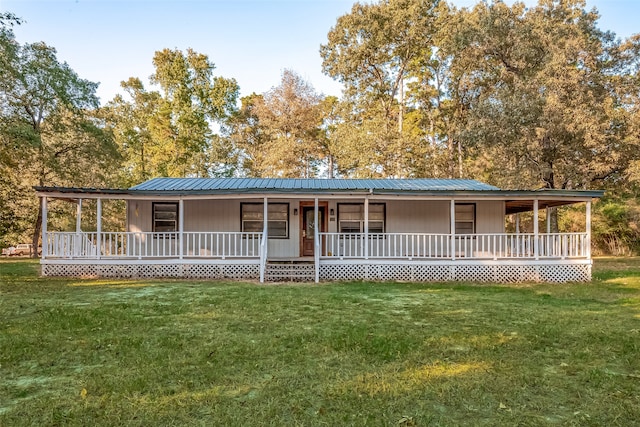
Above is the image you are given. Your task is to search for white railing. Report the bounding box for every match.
[320,232,588,260]
[46,231,263,259]
[46,231,588,261]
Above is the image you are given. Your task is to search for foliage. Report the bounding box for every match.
[104,49,240,182]
[2,1,640,253]
[224,70,326,177]
[0,24,119,249]
[1,258,640,425]
[320,0,441,177]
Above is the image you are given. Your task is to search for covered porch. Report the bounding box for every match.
[35,179,601,283]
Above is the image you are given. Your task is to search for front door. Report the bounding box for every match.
[301,205,326,257]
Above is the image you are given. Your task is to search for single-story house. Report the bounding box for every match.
[35,178,603,283]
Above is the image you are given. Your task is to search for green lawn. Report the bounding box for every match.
[1,259,639,426]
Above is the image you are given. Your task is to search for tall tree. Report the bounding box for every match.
[103,78,161,186]
[436,0,640,232]
[224,93,269,177]
[320,0,441,177]
[225,70,325,178]
[0,34,118,252]
[148,48,239,177]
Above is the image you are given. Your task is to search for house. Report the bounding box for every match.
[34,178,603,283]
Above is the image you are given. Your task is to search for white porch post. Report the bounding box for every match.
[314,197,319,283]
[76,199,82,233]
[450,199,456,260]
[96,198,102,259]
[260,197,268,283]
[364,196,369,260]
[74,198,83,257]
[515,213,520,234]
[178,199,184,259]
[586,200,592,259]
[533,199,539,260]
[41,197,48,259]
[263,197,268,236]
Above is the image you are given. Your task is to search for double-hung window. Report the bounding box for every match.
[338,203,385,233]
[454,203,475,234]
[153,202,178,233]
[241,203,289,238]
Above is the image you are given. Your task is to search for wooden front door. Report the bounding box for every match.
[301,205,326,257]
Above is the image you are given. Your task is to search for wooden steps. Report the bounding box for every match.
[265,260,315,282]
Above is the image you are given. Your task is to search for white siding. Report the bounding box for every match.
[127,198,506,258]
[475,201,505,233]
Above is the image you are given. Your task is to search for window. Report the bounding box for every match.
[241,203,289,238]
[455,203,475,234]
[153,202,178,232]
[338,203,385,233]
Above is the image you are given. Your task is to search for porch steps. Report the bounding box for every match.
[265,261,315,282]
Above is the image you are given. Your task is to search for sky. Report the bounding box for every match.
[2,0,639,106]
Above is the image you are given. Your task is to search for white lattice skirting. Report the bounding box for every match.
[42,262,260,280]
[319,263,591,283]
[42,261,591,283]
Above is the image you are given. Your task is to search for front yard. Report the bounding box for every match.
[1,258,639,425]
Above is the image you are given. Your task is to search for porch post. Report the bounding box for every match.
[259,196,268,283]
[515,213,520,234]
[450,199,456,260]
[76,199,82,233]
[41,196,48,259]
[533,199,539,260]
[364,196,369,260]
[74,198,83,257]
[586,200,592,259]
[96,198,102,259]
[314,197,319,283]
[263,197,268,236]
[179,199,184,260]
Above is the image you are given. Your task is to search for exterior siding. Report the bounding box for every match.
[127,198,506,257]
[475,200,505,233]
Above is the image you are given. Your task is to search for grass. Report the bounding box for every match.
[1,258,639,426]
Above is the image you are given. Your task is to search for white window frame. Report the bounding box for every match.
[338,203,385,234]
[241,202,289,239]
[153,202,179,233]
[454,203,476,234]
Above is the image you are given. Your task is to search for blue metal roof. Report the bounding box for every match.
[129,178,500,193]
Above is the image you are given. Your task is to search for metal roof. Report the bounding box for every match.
[34,179,605,213]
[129,177,500,193]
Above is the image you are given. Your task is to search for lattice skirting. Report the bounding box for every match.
[42,263,260,280]
[42,262,591,283]
[319,263,591,283]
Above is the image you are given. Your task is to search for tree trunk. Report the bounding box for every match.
[540,134,559,232]
[548,206,559,234]
[31,199,42,259]
[398,76,404,134]
[328,155,334,179]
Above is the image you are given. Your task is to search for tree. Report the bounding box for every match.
[0,32,118,253]
[225,70,325,178]
[224,93,269,177]
[103,78,161,186]
[148,48,239,177]
[320,0,441,177]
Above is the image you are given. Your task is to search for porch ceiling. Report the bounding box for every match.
[505,199,585,214]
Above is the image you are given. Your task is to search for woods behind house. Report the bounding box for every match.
[1,1,639,254]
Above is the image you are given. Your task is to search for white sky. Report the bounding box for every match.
[3,0,638,105]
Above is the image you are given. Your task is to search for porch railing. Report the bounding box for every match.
[45,231,589,260]
[45,231,263,259]
[321,232,588,260]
